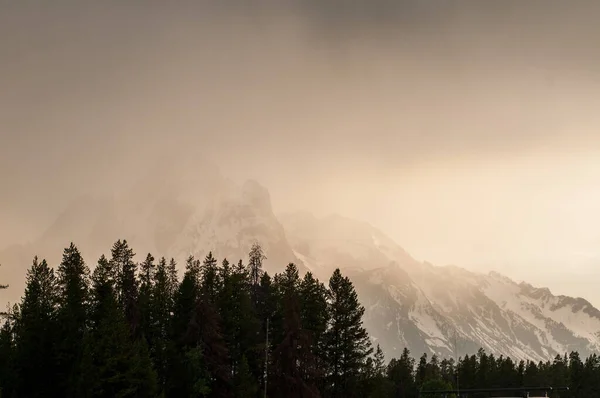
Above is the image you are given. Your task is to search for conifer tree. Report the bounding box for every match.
[219,258,260,380]
[234,355,258,398]
[300,272,329,389]
[0,316,15,397]
[387,348,416,398]
[365,345,392,398]
[110,239,139,334]
[55,243,90,397]
[270,271,319,397]
[172,257,201,342]
[150,256,174,392]
[189,297,231,397]
[139,253,156,341]
[166,258,204,397]
[201,251,220,304]
[167,258,179,297]
[374,345,386,377]
[13,257,59,398]
[248,243,266,304]
[323,268,373,398]
[82,254,158,398]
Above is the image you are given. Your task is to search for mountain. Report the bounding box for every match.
[2,169,600,362]
[0,164,303,308]
[281,213,600,362]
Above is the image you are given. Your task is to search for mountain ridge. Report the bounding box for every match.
[1,172,599,362]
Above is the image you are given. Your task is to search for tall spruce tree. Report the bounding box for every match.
[150,256,174,393]
[219,258,260,382]
[270,264,319,397]
[248,243,266,305]
[201,252,220,304]
[166,257,204,397]
[55,243,90,397]
[110,239,139,335]
[300,271,330,391]
[387,348,416,398]
[324,268,373,398]
[0,312,15,397]
[13,257,59,398]
[81,254,158,398]
[139,253,156,340]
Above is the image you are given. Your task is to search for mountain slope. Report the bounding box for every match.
[282,212,600,361]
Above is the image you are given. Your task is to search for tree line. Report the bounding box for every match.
[0,240,598,397]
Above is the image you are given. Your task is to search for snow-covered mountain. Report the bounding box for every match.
[2,169,600,362]
[281,213,600,362]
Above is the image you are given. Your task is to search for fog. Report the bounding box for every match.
[2,1,600,302]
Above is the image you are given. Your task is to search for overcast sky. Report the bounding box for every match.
[2,1,600,302]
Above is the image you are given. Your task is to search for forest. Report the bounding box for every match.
[0,240,599,397]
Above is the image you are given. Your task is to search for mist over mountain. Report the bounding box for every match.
[2,167,599,362]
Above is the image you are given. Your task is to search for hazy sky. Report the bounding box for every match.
[2,1,600,301]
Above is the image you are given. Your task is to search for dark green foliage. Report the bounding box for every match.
[387,348,417,398]
[0,318,15,398]
[111,240,139,335]
[300,272,329,390]
[4,241,600,397]
[13,257,60,397]
[150,257,175,392]
[234,355,258,398]
[270,264,320,397]
[201,252,220,304]
[324,268,373,398]
[55,243,91,397]
[139,253,156,340]
[81,252,158,398]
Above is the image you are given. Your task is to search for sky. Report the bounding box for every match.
[2,1,600,302]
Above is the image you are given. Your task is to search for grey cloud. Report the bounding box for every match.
[1,0,600,245]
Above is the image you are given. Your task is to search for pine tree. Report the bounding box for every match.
[415,353,428,388]
[271,291,319,397]
[55,243,91,397]
[248,243,266,304]
[166,262,203,397]
[82,254,158,398]
[189,298,232,397]
[220,257,263,388]
[374,345,386,377]
[234,355,258,398]
[172,260,200,344]
[300,272,329,390]
[323,268,373,398]
[167,258,179,297]
[110,240,139,335]
[219,258,260,381]
[150,257,174,393]
[13,257,60,398]
[184,345,212,396]
[201,252,220,304]
[139,253,156,340]
[365,345,392,398]
[387,348,416,398]
[0,317,15,398]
